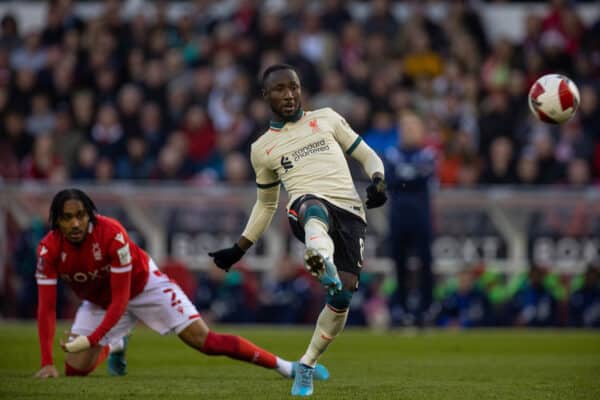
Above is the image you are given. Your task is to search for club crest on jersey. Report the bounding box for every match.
[61,252,67,262]
[93,242,102,260]
[115,233,125,244]
[309,118,320,133]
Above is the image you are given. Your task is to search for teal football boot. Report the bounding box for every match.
[292,362,330,381]
[304,248,342,295]
[291,363,314,396]
[107,336,128,376]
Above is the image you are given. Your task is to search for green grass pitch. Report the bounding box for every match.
[1,322,599,399]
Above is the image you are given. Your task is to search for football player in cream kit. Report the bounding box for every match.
[210,64,387,396]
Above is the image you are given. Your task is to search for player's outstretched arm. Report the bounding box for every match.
[209,184,280,271]
[350,141,387,209]
[36,267,58,377]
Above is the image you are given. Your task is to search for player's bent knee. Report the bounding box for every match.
[178,318,210,350]
[326,289,353,311]
[299,200,329,227]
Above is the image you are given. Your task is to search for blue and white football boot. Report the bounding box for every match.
[304,248,342,296]
[291,363,315,396]
[107,336,128,376]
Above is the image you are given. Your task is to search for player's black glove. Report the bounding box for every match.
[366,176,387,209]
[208,244,245,272]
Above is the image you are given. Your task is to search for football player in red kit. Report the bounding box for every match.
[34,188,329,381]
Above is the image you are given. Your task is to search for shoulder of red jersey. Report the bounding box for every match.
[38,230,60,257]
[96,215,127,235]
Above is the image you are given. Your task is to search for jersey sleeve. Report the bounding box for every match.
[87,224,133,345]
[35,238,58,286]
[251,143,280,188]
[36,236,58,366]
[330,108,362,156]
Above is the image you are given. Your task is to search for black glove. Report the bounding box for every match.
[366,176,387,209]
[208,244,245,272]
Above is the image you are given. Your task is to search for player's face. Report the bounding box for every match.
[263,70,302,119]
[58,199,90,244]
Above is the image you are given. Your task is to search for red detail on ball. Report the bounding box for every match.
[536,108,558,124]
[558,79,575,111]
[530,82,545,100]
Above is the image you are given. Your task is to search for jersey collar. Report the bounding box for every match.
[269,109,304,131]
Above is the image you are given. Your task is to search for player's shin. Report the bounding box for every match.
[200,331,278,369]
[64,345,110,376]
[300,290,352,367]
[304,218,334,260]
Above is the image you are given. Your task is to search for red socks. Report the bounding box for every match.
[200,331,277,369]
[64,345,110,376]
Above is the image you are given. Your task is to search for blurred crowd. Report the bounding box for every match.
[1,0,599,186]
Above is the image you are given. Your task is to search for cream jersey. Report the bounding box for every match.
[250,107,366,221]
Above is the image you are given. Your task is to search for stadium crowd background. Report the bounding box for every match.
[1,0,599,328]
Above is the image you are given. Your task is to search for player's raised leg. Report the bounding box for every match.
[298,199,341,294]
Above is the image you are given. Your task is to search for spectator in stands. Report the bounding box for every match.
[196,264,258,324]
[21,135,64,180]
[91,103,125,157]
[569,265,600,328]
[259,257,316,324]
[479,137,517,185]
[115,136,154,180]
[436,269,492,328]
[508,265,559,327]
[71,142,98,181]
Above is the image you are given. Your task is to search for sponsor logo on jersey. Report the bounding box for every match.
[115,233,125,244]
[291,139,330,162]
[60,265,111,283]
[93,242,102,261]
[280,156,294,172]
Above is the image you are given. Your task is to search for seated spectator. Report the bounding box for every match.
[115,135,154,180]
[436,270,492,328]
[569,265,600,328]
[195,263,258,324]
[258,257,315,324]
[508,265,560,327]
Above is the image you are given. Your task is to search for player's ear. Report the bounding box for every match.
[261,87,268,100]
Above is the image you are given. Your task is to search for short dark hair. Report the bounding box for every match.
[261,63,297,88]
[49,188,98,230]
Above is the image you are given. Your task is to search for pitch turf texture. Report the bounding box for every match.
[1,323,599,400]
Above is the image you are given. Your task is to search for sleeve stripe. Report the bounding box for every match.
[346,137,363,155]
[256,180,281,189]
[37,278,57,285]
[111,265,132,273]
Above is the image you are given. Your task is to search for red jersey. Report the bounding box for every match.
[36,215,149,307]
[36,215,150,366]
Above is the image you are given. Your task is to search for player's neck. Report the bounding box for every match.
[270,109,304,129]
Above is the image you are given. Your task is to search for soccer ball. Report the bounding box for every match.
[528,74,580,124]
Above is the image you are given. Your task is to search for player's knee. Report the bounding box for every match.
[326,289,353,311]
[299,200,329,227]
